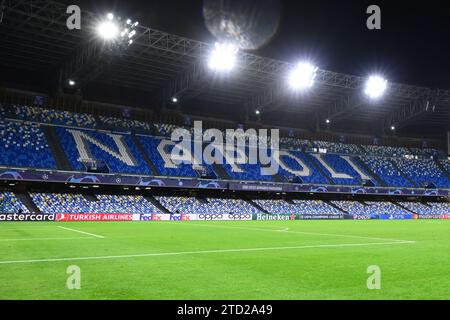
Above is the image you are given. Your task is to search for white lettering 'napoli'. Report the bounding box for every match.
[312,154,352,179]
[67,129,137,166]
[278,151,311,176]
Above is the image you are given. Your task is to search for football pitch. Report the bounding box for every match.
[0,220,448,300]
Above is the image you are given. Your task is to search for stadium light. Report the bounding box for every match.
[96,13,139,45]
[97,20,119,40]
[365,75,388,99]
[208,42,238,72]
[288,62,318,90]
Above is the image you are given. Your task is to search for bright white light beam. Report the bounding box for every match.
[208,43,238,72]
[97,20,119,40]
[288,62,318,90]
[365,75,388,99]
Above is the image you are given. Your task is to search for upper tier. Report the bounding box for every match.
[0,105,449,189]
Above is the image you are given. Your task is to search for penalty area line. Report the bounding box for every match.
[57,226,104,239]
[0,240,415,265]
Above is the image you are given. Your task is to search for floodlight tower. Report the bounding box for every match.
[95,13,139,53]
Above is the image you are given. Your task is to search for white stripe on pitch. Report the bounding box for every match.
[57,226,104,239]
[185,223,415,243]
[0,241,415,265]
[0,237,96,242]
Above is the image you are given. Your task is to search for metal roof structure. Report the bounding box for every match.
[1,0,449,133]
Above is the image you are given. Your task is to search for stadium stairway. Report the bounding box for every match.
[43,126,73,171]
[83,194,98,202]
[434,158,450,180]
[247,199,269,214]
[303,153,335,185]
[395,202,419,214]
[15,192,41,213]
[327,201,348,213]
[353,156,386,187]
[145,196,171,213]
[131,134,159,176]
[390,159,418,188]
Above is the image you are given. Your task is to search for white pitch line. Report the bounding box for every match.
[57,226,104,239]
[0,241,415,265]
[185,223,415,243]
[0,237,96,242]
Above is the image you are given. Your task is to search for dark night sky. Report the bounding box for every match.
[76,0,450,89]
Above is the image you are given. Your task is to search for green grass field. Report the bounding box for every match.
[0,220,449,300]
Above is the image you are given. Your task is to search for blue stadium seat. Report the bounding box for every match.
[31,193,161,214]
[0,120,56,169]
[156,196,260,214]
[393,157,449,188]
[360,156,413,187]
[138,135,201,178]
[0,192,29,213]
[13,105,96,128]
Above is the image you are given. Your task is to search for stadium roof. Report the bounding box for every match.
[0,0,449,136]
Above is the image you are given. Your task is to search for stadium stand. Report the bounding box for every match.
[409,148,444,157]
[313,140,361,155]
[0,191,448,217]
[360,144,410,157]
[253,199,298,214]
[138,135,201,177]
[279,137,311,150]
[363,201,411,215]
[278,151,329,184]
[360,156,414,187]
[310,153,375,185]
[331,200,373,216]
[392,158,449,188]
[156,196,260,214]
[153,123,180,137]
[0,120,56,169]
[291,200,342,215]
[399,201,450,215]
[56,127,151,174]
[254,199,341,215]
[0,105,449,190]
[440,160,450,175]
[0,192,29,213]
[31,193,161,214]
[12,105,97,128]
[99,116,153,131]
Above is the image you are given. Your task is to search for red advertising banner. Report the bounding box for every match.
[56,213,134,221]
